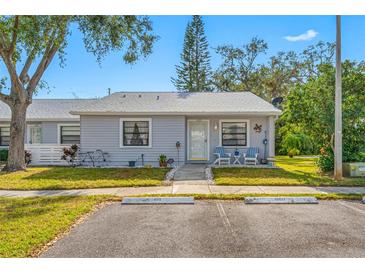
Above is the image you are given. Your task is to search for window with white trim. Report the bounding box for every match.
[122,120,150,147]
[28,125,42,144]
[221,121,247,147]
[60,125,80,144]
[0,126,10,146]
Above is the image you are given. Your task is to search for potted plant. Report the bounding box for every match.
[61,144,79,166]
[159,154,167,168]
[25,150,31,165]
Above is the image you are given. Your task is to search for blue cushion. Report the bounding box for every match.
[215,146,230,158]
[246,147,259,158]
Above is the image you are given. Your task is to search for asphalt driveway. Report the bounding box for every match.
[42,200,365,257]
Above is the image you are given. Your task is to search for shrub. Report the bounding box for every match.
[25,150,31,165]
[61,144,79,165]
[281,132,313,155]
[0,149,8,161]
[159,154,167,167]
[288,148,300,158]
[316,146,334,172]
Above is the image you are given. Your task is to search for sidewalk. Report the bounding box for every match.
[1,184,365,197]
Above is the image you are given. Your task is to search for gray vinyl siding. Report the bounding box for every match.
[40,122,58,143]
[40,121,79,144]
[186,116,269,163]
[80,115,186,166]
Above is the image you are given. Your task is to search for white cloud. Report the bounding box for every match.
[284,29,319,42]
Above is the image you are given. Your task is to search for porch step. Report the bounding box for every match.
[173,180,208,185]
[173,164,207,181]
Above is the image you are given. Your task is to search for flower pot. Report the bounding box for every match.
[159,162,167,168]
[261,159,268,164]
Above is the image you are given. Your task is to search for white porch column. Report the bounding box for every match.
[267,115,276,158]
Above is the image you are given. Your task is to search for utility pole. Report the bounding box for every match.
[334,15,343,180]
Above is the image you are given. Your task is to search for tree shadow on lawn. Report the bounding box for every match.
[213,167,335,186]
[0,196,79,221]
[15,167,168,181]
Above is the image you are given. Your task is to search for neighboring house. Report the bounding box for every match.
[0,92,281,166]
[0,99,95,165]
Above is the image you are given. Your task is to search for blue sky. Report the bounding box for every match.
[6,16,365,98]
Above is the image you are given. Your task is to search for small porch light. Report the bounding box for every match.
[214,122,218,131]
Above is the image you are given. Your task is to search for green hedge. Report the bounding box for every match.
[0,149,8,161]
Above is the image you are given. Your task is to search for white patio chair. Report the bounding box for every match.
[243,147,259,165]
[213,146,231,165]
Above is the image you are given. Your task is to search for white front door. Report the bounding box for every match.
[188,120,209,161]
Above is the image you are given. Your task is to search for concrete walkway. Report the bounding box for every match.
[173,164,207,181]
[1,185,365,198]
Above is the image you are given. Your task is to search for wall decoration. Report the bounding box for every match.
[254,123,262,133]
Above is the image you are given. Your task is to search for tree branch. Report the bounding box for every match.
[9,16,19,57]
[0,46,22,93]
[19,48,36,84]
[0,91,11,104]
[26,24,66,98]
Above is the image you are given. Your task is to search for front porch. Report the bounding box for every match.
[186,115,277,166]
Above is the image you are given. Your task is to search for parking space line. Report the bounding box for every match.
[216,202,236,237]
[337,201,365,216]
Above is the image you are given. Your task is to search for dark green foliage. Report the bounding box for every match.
[282,61,365,171]
[172,16,212,92]
[0,149,8,161]
[317,146,335,172]
[213,37,268,93]
[76,16,157,64]
[281,132,313,155]
[213,40,335,102]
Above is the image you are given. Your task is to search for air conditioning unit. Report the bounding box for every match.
[343,162,365,177]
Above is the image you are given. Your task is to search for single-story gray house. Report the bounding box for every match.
[0,92,281,166]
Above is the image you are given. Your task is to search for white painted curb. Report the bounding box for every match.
[245,196,318,204]
[122,197,194,205]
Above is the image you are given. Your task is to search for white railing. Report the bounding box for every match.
[25,144,69,166]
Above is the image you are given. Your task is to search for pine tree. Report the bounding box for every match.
[172,16,212,92]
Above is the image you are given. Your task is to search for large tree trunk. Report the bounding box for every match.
[2,101,28,172]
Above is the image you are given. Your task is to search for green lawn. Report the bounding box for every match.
[0,196,110,257]
[213,156,365,186]
[0,167,168,190]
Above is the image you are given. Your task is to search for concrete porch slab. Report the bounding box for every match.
[173,180,208,185]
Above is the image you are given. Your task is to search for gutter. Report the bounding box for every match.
[69,111,282,116]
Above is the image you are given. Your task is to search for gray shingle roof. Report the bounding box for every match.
[0,92,281,121]
[70,92,281,116]
[0,99,96,121]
